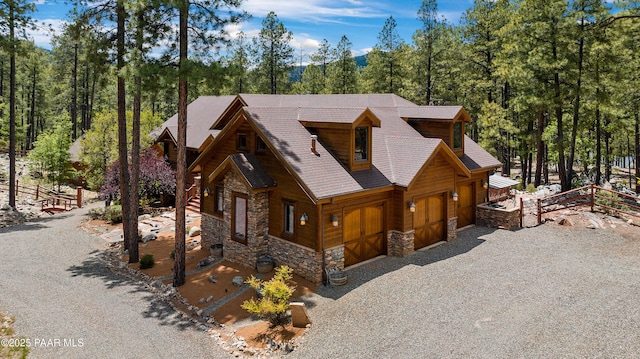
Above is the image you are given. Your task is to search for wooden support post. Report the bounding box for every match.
[590,184,595,212]
[15,180,18,198]
[35,184,39,200]
[520,197,524,228]
[76,187,82,208]
[537,198,542,225]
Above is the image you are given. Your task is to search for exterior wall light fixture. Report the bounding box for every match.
[330,214,339,227]
[408,201,416,213]
[300,213,309,226]
[452,192,459,202]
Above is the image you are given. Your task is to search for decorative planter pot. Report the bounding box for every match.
[256,258,274,273]
[210,243,223,257]
[327,269,347,286]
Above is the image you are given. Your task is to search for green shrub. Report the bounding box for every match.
[139,254,155,269]
[526,183,537,193]
[88,208,105,220]
[241,265,296,327]
[105,205,123,224]
[169,250,175,259]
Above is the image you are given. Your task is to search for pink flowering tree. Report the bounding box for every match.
[100,148,175,202]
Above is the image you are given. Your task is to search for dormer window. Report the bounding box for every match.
[354,127,368,161]
[453,122,462,150]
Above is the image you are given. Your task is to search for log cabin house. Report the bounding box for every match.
[187,94,501,283]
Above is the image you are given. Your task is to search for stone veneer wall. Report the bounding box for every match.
[476,204,520,230]
[200,212,226,250]
[447,217,458,240]
[387,230,414,257]
[220,170,270,268]
[268,235,323,284]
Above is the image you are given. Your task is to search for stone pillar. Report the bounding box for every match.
[324,245,345,271]
[387,230,414,257]
[447,217,457,241]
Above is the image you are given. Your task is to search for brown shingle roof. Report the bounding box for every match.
[240,93,418,108]
[397,106,469,121]
[154,96,235,149]
[229,153,276,189]
[460,136,502,171]
[194,94,500,201]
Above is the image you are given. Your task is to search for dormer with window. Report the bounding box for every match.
[400,106,470,157]
[299,108,380,172]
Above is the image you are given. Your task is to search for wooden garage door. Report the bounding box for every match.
[344,204,385,267]
[414,193,446,249]
[457,183,475,228]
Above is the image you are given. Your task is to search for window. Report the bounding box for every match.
[232,193,248,244]
[237,133,248,150]
[453,122,463,150]
[283,201,295,235]
[354,126,368,161]
[214,185,224,214]
[256,135,267,153]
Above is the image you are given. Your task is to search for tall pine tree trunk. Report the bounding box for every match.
[128,10,144,265]
[567,30,585,191]
[535,110,545,187]
[116,0,133,252]
[595,101,602,186]
[604,116,611,182]
[71,42,78,141]
[174,1,188,287]
[635,106,639,194]
[8,4,16,208]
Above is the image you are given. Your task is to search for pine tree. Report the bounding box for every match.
[252,12,294,95]
[327,35,358,94]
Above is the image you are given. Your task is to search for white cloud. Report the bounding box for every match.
[27,18,67,49]
[240,0,387,23]
[291,34,321,51]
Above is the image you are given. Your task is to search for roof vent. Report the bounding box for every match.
[310,135,318,155]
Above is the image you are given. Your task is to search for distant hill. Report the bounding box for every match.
[290,54,369,82]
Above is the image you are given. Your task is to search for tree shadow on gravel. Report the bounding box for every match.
[67,251,197,332]
[0,213,74,233]
[300,226,497,305]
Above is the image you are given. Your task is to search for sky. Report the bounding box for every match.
[30,0,475,56]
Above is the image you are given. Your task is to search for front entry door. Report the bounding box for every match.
[344,204,385,267]
[414,193,446,249]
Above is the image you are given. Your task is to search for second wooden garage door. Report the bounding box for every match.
[414,193,446,249]
[457,182,475,228]
[344,204,385,267]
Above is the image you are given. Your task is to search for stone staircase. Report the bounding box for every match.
[186,195,201,213]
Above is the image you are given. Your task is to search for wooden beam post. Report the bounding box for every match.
[537,198,542,225]
[77,187,82,208]
[520,197,523,228]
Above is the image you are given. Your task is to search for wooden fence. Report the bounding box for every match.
[0,179,83,210]
[535,184,640,225]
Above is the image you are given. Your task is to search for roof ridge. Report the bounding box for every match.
[383,135,397,183]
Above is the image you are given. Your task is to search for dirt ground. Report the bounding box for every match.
[87,212,318,354]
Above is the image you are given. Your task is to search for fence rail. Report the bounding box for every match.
[533,184,640,225]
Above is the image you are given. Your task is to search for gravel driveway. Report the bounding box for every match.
[0,204,228,359]
[291,225,640,358]
[2,204,639,359]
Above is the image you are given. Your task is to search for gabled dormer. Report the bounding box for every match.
[399,106,471,157]
[299,108,381,172]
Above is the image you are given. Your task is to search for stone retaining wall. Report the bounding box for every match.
[476,203,521,230]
